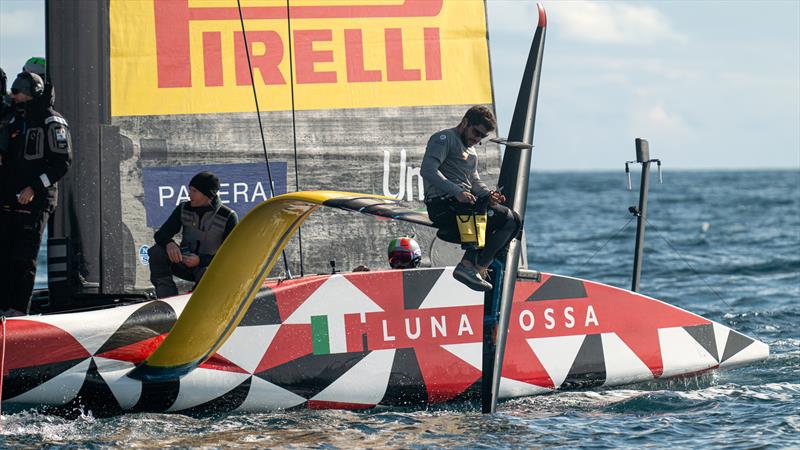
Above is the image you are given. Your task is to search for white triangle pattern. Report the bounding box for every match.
[311,349,396,405]
[167,368,250,412]
[284,275,383,324]
[441,342,482,370]
[93,357,141,410]
[25,301,151,355]
[712,322,731,363]
[499,377,551,399]
[720,340,769,369]
[216,325,280,374]
[601,333,655,386]
[418,268,483,309]
[659,327,719,378]
[526,335,586,389]
[163,293,193,317]
[8,358,91,405]
[236,376,307,411]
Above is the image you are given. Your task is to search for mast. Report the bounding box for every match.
[481,2,547,414]
[45,0,124,308]
[626,138,661,292]
[631,139,649,292]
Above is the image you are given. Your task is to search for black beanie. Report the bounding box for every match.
[189,171,220,199]
[11,72,43,98]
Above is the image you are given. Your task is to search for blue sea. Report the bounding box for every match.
[6,170,800,448]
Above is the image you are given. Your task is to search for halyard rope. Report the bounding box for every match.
[236,0,292,276]
[573,216,635,278]
[284,0,305,276]
[645,218,736,312]
[645,218,766,341]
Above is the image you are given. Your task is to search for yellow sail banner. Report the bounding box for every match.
[109,0,492,116]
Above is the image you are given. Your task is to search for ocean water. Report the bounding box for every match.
[6,170,800,448]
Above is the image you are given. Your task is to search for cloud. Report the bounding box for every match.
[547,55,702,83]
[630,103,690,140]
[547,0,688,45]
[647,104,686,130]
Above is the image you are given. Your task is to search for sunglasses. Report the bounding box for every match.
[470,125,489,140]
[10,88,21,95]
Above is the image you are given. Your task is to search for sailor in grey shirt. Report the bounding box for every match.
[420,106,521,292]
[421,127,491,201]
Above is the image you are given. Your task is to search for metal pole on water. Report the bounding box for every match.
[626,138,661,293]
[631,138,650,292]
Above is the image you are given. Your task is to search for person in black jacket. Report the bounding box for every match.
[0,67,12,156]
[0,67,9,111]
[0,72,71,315]
[148,171,238,298]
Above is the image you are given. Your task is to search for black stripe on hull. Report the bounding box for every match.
[684,324,719,362]
[561,334,606,390]
[95,300,178,354]
[447,379,481,404]
[403,269,445,310]
[131,379,181,412]
[721,330,754,363]
[41,359,124,418]
[3,358,87,400]
[254,351,370,399]
[240,287,282,326]
[380,348,428,406]
[179,377,253,416]
[527,276,587,301]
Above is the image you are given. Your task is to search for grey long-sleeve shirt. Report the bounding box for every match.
[420,127,490,201]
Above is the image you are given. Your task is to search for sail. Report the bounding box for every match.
[45,0,500,301]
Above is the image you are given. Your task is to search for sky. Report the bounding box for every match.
[1,0,798,171]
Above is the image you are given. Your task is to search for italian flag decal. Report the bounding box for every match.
[311,315,348,355]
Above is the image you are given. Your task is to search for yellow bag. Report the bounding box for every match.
[456,213,487,248]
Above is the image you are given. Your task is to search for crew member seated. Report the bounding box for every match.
[148,171,238,298]
[388,236,422,269]
[352,236,422,272]
[421,106,521,292]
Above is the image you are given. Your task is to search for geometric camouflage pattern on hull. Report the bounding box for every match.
[1,268,769,416]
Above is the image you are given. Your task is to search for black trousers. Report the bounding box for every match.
[147,244,207,298]
[426,197,521,268]
[0,205,50,313]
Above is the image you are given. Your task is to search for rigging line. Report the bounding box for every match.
[573,216,635,278]
[643,218,766,344]
[285,0,304,277]
[644,218,737,312]
[236,0,291,276]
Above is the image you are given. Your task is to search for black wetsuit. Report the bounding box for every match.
[0,102,71,313]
